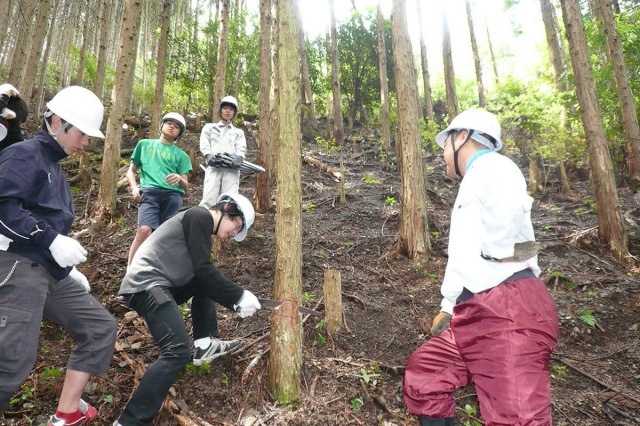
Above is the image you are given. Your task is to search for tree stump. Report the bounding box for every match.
[323,269,343,335]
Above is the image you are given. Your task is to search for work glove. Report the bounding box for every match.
[49,234,88,267]
[234,290,261,318]
[0,84,19,120]
[69,267,90,292]
[430,312,452,336]
[205,154,216,167]
[230,155,243,169]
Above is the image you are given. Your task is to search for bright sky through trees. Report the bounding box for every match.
[244,0,547,87]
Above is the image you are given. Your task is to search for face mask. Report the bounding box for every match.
[0,124,7,142]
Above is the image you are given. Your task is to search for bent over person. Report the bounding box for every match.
[0,86,117,425]
[403,109,559,426]
[113,193,261,426]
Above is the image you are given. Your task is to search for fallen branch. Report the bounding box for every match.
[302,154,342,181]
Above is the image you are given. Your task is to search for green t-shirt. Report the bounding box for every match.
[131,139,192,194]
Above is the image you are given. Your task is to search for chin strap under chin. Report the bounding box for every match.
[213,213,224,237]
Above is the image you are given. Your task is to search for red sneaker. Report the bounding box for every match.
[48,399,97,425]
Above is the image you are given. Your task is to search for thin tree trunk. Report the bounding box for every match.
[7,0,38,90]
[593,0,640,180]
[36,0,60,116]
[94,0,111,99]
[377,2,391,150]
[254,0,273,214]
[440,0,457,121]
[328,0,344,146]
[559,0,628,260]
[94,0,143,220]
[465,0,486,107]
[389,0,430,261]
[269,0,303,404]
[213,0,230,121]
[75,0,92,87]
[416,0,434,122]
[295,0,316,124]
[151,0,171,128]
[23,0,53,102]
[485,17,499,86]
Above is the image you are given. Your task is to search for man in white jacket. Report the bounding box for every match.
[403,109,559,426]
[200,95,246,208]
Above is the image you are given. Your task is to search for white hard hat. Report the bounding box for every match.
[217,192,255,242]
[46,86,104,138]
[435,109,502,151]
[161,112,186,139]
[219,95,239,112]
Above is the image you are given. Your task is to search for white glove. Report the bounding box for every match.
[69,267,90,292]
[49,235,87,267]
[234,290,261,318]
[0,83,19,97]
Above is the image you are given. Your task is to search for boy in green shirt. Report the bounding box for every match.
[126,112,192,265]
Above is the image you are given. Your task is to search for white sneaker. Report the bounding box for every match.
[193,338,240,365]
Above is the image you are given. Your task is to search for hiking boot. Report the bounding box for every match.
[48,399,97,425]
[193,338,240,365]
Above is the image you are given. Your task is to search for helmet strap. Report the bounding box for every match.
[213,212,224,237]
[452,130,473,178]
[44,110,71,142]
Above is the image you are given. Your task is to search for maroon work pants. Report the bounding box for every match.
[404,277,558,425]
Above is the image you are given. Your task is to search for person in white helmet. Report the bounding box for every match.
[403,109,558,426]
[113,193,261,426]
[126,112,192,265]
[0,86,117,426]
[199,95,247,208]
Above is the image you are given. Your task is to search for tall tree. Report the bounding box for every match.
[7,0,38,90]
[539,0,573,194]
[440,0,458,121]
[94,0,143,219]
[592,0,640,180]
[75,0,92,87]
[213,0,231,120]
[464,0,486,107]
[94,0,112,99]
[295,0,316,124]
[559,0,628,259]
[23,0,53,101]
[485,17,499,86]
[389,0,430,261]
[151,0,172,128]
[35,0,60,115]
[377,1,391,150]
[416,0,434,122]
[269,0,303,404]
[328,0,344,146]
[254,0,273,214]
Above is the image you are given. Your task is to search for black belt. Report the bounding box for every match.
[456,268,536,305]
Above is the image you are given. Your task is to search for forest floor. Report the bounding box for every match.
[1,119,640,426]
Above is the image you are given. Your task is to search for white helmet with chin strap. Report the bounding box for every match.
[216,192,255,242]
[435,109,502,151]
[45,86,105,139]
[219,95,239,118]
[160,112,186,139]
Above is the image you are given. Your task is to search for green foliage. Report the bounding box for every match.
[551,364,567,382]
[304,202,316,213]
[185,361,211,376]
[40,367,62,380]
[363,174,380,184]
[314,318,327,344]
[353,367,380,385]
[302,292,316,305]
[385,196,396,206]
[351,397,364,413]
[221,372,230,387]
[10,384,34,406]
[315,136,338,152]
[458,403,482,426]
[579,309,597,327]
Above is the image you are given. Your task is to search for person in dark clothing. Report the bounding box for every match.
[0,83,29,151]
[113,192,261,426]
[0,86,117,426]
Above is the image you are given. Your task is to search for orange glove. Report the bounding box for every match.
[430,312,452,336]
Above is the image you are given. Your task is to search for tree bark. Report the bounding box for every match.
[440,0,458,121]
[254,0,273,214]
[377,2,391,150]
[94,0,112,99]
[592,0,640,180]
[23,0,53,102]
[390,0,430,262]
[416,0,434,122]
[75,0,92,87]
[328,0,344,146]
[94,0,143,219]
[485,17,499,86]
[269,0,303,404]
[213,0,231,121]
[295,0,316,124]
[7,0,38,90]
[559,0,628,260]
[465,0,486,107]
[151,0,172,128]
